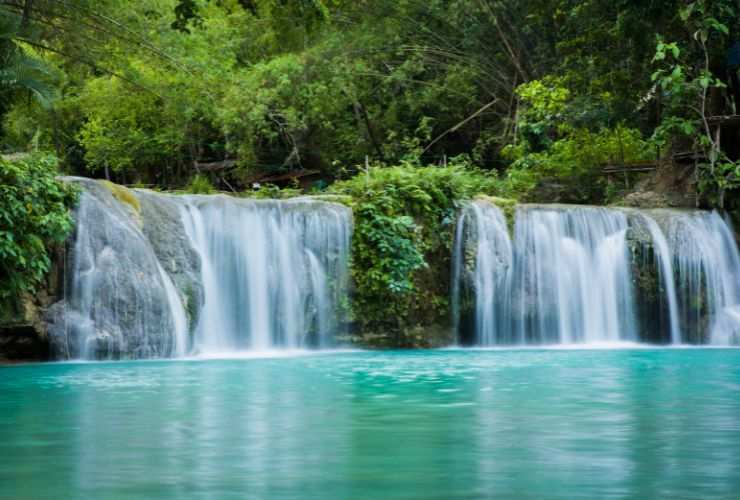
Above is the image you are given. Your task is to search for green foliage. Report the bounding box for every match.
[245,183,303,199]
[76,73,188,177]
[514,77,572,150]
[0,0,738,208]
[650,0,739,207]
[501,76,656,201]
[330,163,497,334]
[0,7,59,109]
[172,0,203,33]
[216,50,355,176]
[186,174,215,195]
[504,78,655,200]
[0,154,77,305]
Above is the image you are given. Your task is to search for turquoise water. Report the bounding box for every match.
[2,349,740,499]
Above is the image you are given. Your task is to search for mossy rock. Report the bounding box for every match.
[100,180,141,214]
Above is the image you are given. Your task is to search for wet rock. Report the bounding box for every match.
[0,295,50,361]
[46,178,188,359]
[621,190,671,208]
[135,190,204,329]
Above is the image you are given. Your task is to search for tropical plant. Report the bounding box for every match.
[0,7,58,115]
[330,162,498,337]
[0,154,77,307]
[651,0,740,207]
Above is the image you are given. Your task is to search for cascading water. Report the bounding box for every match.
[49,180,190,359]
[453,202,514,345]
[453,199,740,346]
[46,178,740,357]
[454,201,637,345]
[179,196,352,353]
[48,179,352,360]
[637,214,681,343]
[665,211,740,344]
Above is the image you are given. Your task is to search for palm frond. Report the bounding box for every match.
[0,6,21,41]
[0,50,58,107]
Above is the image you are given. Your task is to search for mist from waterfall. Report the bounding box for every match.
[453,201,740,346]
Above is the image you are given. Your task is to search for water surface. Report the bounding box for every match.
[2,349,740,499]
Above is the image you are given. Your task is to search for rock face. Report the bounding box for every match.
[0,242,64,361]
[0,295,52,361]
[621,209,674,343]
[45,178,200,360]
[619,162,698,208]
[621,191,672,208]
[135,190,203,329]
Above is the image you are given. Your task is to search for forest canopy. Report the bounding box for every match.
[0,0,739,207]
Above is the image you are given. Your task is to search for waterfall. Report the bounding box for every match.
[666,211,740,344]
[48,179,352,360]
[50,181,190,359]
[638,214,681,343]
[463,201,514,345]
[453,200,740,346]
[455,202,636,345]
[179,196,352,353]
[158,263,189,357]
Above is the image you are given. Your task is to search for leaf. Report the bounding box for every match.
[679,4,695,21]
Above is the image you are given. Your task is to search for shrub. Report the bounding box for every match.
[330,162,497,340]
[501,125,655,201]
[186,174,216,195]
[0,154,78,307]
[245,183,302,199]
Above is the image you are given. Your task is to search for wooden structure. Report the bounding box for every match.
[601,161,658,175]
[601,161,658,189]
[194,159,238,172]
[602,115,740,182]
[245,169,323,191]
[707,115,740,162]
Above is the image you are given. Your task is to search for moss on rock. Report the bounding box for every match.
[100,180,141,214]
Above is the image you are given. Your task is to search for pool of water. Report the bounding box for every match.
[2,348,740,499]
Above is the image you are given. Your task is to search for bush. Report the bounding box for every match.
[501,125,655,201]
[0,154,78,306]
[330,162,497,341]
[245,183,302,199]
[186,174,216,195]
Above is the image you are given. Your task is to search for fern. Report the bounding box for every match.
[0,7,58,108]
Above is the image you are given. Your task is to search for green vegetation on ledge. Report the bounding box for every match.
[330,162,497,346]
